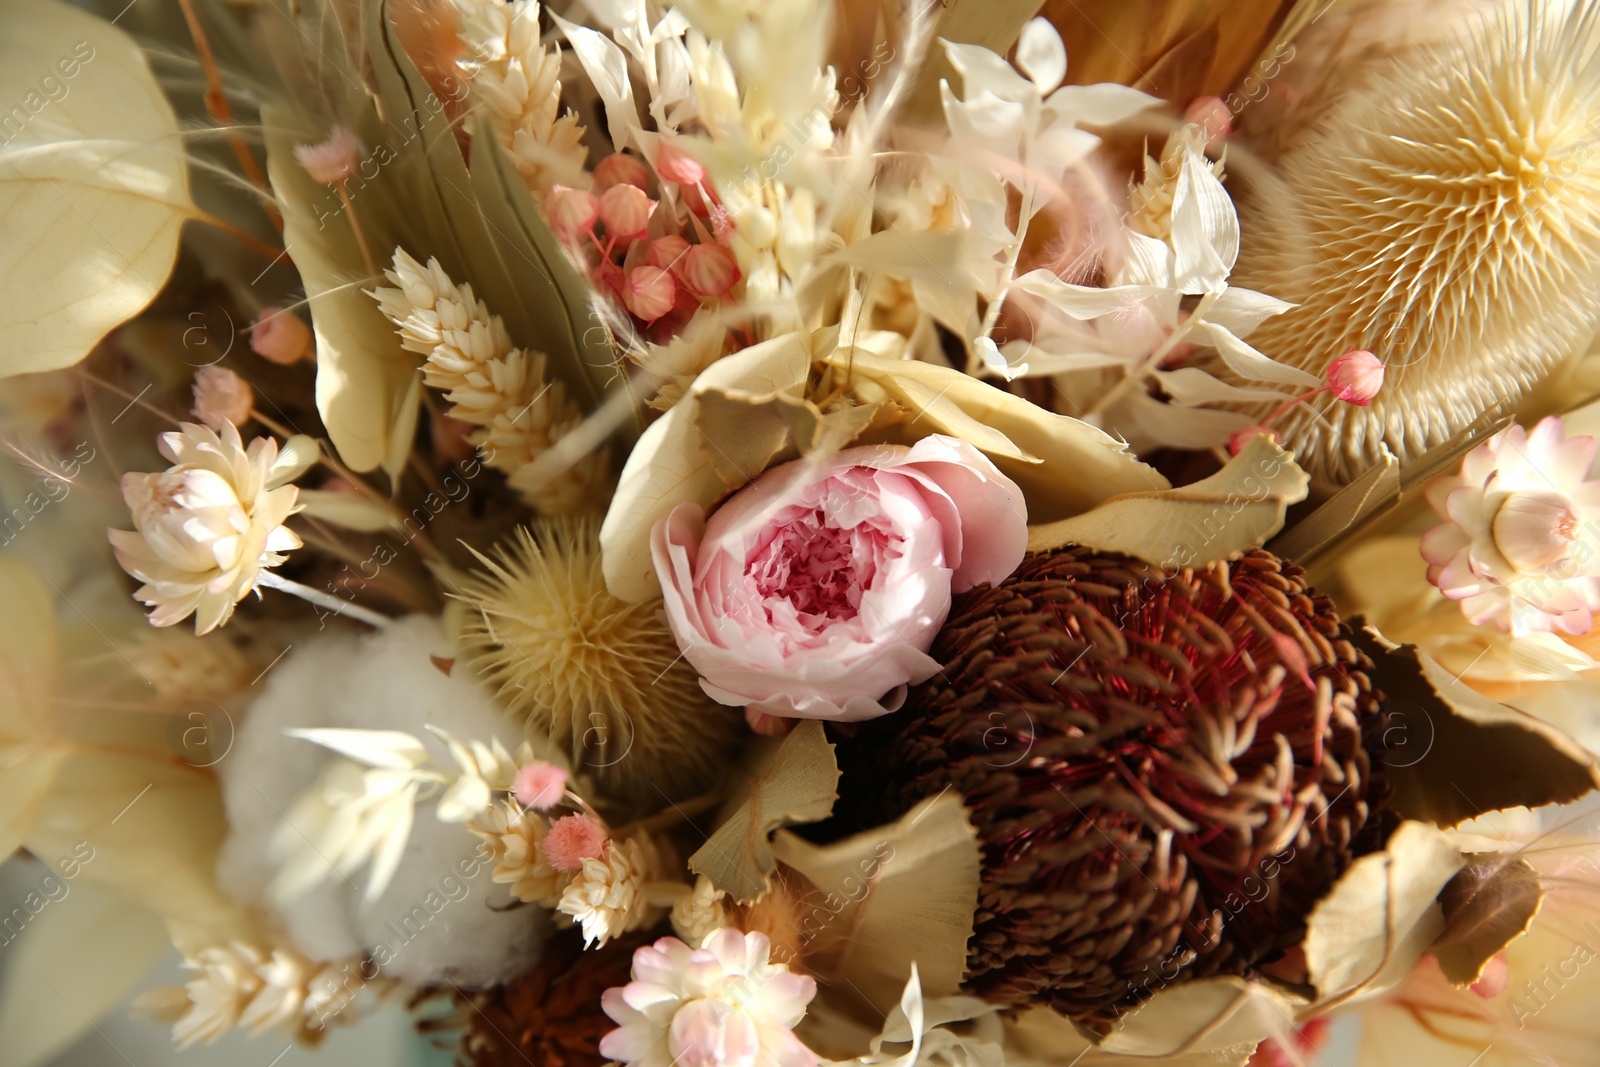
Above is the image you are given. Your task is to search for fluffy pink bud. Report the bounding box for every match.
[595,152,652,191]
[250,307,314,365]
[513,761,569,811]
[655,141,706,186]
[547,185,600,237]
[1228,425,1278,456]
[543,814,609,871]
[191,367,254,431]
[624,265,677,322]
[680,244,740,297]
[1326,348,1384,406]
[599,183,655,240]
[646,235,691,271]
[293,125,363,184]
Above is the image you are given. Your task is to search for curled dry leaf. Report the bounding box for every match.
[1006,1004,1261,1067]
[1302,820,1465,1003]
[1432,854,1544,986]
[1351,626,1600,824]
[771,791,981,1015]
[688,720,840,902]
[602,331,814,601]
[0,0,194,377]
[1091,975,1308,1059]
[1026,435,1308,566]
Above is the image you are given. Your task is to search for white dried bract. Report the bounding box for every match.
[470,798,565,905]
[453,0,588,193]
[133,941,390,1048]
[558,832,673,948]
[370,248,609,513]
[670,874,731,947]
[109,422,316,634]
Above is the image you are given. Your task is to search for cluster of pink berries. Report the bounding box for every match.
[545,144,740,341]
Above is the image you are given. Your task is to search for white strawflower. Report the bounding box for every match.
[670,876,730,948]
[1422,416,1600,637]
[109,422,313,634]
[470,799,566,905]
[599,928,818,1067]
[558,834,667,948]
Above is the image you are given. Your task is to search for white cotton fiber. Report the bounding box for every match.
[216,615,546,987]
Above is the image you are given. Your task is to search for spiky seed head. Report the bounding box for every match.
[455,522,743,807]
[1219,0,1600,484]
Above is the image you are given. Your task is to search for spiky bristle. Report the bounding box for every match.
[1220,0,1600,484]
[455,522,742,807]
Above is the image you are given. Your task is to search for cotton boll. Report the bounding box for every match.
[216,615,546,987]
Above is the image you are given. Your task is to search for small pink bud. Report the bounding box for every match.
[598,183,654,240]
[645,235,691,271]
[1326,348,1384,406]
[513,760,569,812]
[191,367,254,431]
[594,152,652,191]
[543,813,609,871]
[682,180,717,218]
[1183,95,1232,143]
[680,243,740,297]
[655,141,706,186]
[546,185,600,238]
[293,125,363,184]
[1470,953,1510,999]
[623,265,677,322]
[250,307,314,365]
[1228,425,1278,456]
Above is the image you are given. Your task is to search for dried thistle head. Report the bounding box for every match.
[1219,0,1600,484]
[456,522,743,807]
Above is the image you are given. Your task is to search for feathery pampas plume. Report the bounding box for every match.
[455,523,743,806]
[1219,0,1600,484]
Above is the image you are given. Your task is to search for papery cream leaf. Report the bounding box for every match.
[1007,1006,1258,1067]
[687,720,839,902]
[691,385,804,488]
[825,350,1168,523]
[1269,448,1401,566]
[0,0,194,378]
[1303,821,1465,1001]
[1014,18,1067,93]
[293,490,397,532]
[284,727,432,770]
[1152,367,1288,405]
[1170,150,1237,293]
[1432,854,1543,987]
[1204,286,1295,337]
[602,331,813,601]
[553,14,643,152]
[1092,975,1308,1058]
[1011,270,1164,319]
[265,435,321,489]
[1043,83,1164,127]
[0,558,57,739]
[1026,435,1308,564]
[771,792,981,1015]
[0,881,168,1067]
[1200,320,1321,388]
[905,0,1043,121]
[1350,627,1600,823]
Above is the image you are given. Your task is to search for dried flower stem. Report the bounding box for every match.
[257,571,393,629]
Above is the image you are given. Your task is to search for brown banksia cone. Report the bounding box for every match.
[841,547,1391,1018]
[454,929,644,1067]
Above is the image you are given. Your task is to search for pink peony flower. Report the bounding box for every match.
[513,760,569,811]
[544,813,609,871]
[1420,416,1600,636]
[651,434,1027,722]
[600,929,817,1067]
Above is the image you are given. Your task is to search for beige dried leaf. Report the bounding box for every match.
[771,791,981,1015]
[0,0,193,378]
[1092,976,1308,1059]
[1431,854,1544,987]
[602,330,814,601]
[688,720,840,903]
[1303,820,1465,1002]
[1351,626,1600,824]
[1006,1005,1259,1067]
[1026,435,1308,565]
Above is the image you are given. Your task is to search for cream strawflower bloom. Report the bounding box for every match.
[470,799,566,906]
[670,876,730,948]
[1421,417,1600,636]
[109,422,314,634]
[558,834,670,948]
[599,928,818,1067]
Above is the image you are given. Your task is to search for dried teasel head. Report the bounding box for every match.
[1216,0,1600,484]
[455,522,744,807]
[841,547,1392,1017]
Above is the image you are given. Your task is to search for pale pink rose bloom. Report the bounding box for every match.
[600,929,816,1067]
[651,434,1028,722]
